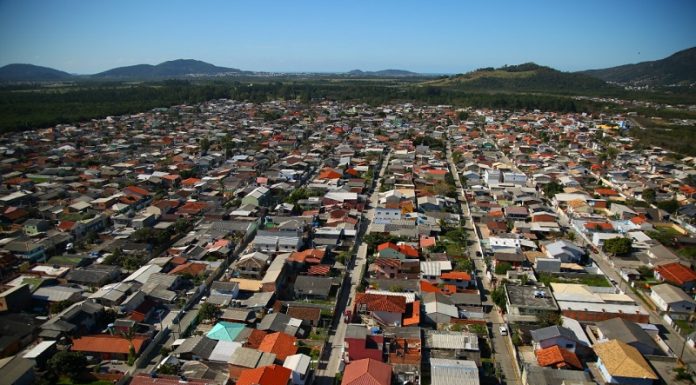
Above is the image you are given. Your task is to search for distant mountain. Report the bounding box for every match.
[92,59,247,80]
[0,63,74,82]
[580,47,696,86]
[427,63,618,94]
[346,69,421,77]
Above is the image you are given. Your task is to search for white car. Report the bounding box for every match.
[499,326,508,336]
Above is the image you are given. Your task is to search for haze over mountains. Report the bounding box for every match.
[1,47,695,87]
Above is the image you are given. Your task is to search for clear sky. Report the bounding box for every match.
[1,0,695,74]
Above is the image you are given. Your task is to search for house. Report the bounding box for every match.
[595,318,663,356]
[535,345,582,370]
[257,313,306,338]
[283,354,311,385]
[654,262,696,291]
[173,335,217,361]
[543,240,585,263]
[650,283,696,313]
[237,364,291,385]
[376,242,419,260]
[530,325,588,354]
[258,332,298,362]
[252,230,302,254]
[241,186,270,207]
[354,293,406,327]
[233,252,271,279]
[0,356,35,385]
[293,276,334,299]
[341,358,392,385]
[504,285,559,323]
[422,292,459,324]
[430,358,479,385]
[227,347,277,382]
[521,366,593,385]
[425,330,480,365]
[71,334,148,361]
[344,324,384,362]
[0,284,31,313]
[593,339,657,385]
[206,321,246,342]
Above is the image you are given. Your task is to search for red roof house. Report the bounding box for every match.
[71,334,148,361]
[257,332,298,361]
[341,358,392,385]
[536,345,582,369]
[237,364,291,385]
[655,262,696,291]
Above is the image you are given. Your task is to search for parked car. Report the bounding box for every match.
[499,326,508,336]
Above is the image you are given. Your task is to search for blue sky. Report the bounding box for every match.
[1,0,695,74]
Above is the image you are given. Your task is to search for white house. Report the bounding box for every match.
[283,353,311,385]
[650,283,696,313]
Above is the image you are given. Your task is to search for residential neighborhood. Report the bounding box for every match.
[2,99,696,385]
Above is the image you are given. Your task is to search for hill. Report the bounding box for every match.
[0,63,74,82]
[427,63,618,94]
[580,47,696,86]
[92,59,247,79]
[346,69,421,77]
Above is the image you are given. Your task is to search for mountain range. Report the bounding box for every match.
[0,47,694,87]
[580,47,696,86]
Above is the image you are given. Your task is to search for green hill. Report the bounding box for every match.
[427,63,619,95]
[0,63,74,82]
[580,47,696,86]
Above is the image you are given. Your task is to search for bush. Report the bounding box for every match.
[494,262,512,275]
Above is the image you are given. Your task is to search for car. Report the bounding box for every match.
[475,251,482,257]
[610,278,618,285]
[499,326,508,336]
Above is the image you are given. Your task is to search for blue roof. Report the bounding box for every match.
[206,321,245,341]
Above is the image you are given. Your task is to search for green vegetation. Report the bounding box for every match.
[491,286,507,312]
[494,262,512,275]
[538,272,612,287]
[647,227,681,247]
[198,302,220,322]
[542,180,564,198]
[47,351,87,381]
[536,310,562,327]
[602,237,632,256]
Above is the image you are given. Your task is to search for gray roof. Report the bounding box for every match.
[227,346,276,368]
[430,358,479,385]
[345,324,369,340]
[426,330,479,351]
[523,366,593,385]
[294,276,333,296]
[596,318,662,354]
[530,325,578,343]
[257,312,302,336]
[0,356,34,384]
[651,283,696,304]
[174,336,217,359]
[449,293,482,306]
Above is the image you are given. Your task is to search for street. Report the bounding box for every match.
[446,140,522,385]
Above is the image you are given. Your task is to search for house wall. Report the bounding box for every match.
[561,309,649,323]
[535,337,577,352]
[649,291,669,312]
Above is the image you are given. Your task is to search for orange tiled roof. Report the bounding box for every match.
[237,364,291,385]
[536,345,582,369]
[71,334,147,355]
[655,262,696,285]
[403,300,420,326]
[258,332,297,361]
[441,271,472,281]
[355,293,406,313]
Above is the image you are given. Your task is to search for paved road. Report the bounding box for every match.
[446,140,522,385]
[314,150,391,385]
